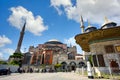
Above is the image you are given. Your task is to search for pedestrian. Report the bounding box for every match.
[30,68,33,73]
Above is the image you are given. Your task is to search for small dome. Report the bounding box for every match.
[101,17,117,29]
[85,26,97,33]
[85,20,97,33]
[44,39,63,44]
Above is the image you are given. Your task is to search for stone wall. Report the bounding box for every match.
[89,39,120,73]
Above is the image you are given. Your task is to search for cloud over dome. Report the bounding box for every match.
[51,0,120,25]
[8,6,48,36]
[64,36,82,54]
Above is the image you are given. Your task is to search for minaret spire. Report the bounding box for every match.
[104,16,109,23]
[80,15,85,33]
[15,22,26,53]
[87,19,91,28]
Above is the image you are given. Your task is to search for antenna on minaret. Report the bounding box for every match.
[15,21,26,53]
[80,15,85,33]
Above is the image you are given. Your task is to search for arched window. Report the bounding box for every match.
[68,53,75,60]
[45,54,50,65]
[78,62,85,68]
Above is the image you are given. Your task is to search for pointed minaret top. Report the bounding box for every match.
[80,15,84,28]
[80,15,85,33]
[87,19,91,28]
[104,16,109,23]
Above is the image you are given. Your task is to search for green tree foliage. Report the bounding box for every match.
[10,53,23,58]
[88,55,93,67]
[9,60,19,65]
[9,53,23,65]
[0,61,7,64]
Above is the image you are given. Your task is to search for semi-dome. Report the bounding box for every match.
[44,39,63,44]
[101,17,117,29]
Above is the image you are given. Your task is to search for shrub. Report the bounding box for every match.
[54,64,61,68]
[9,60,19,65]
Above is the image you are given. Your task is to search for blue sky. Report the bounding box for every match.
[0,0,120,60]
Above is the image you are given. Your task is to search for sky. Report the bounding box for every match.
[0,0,120,60]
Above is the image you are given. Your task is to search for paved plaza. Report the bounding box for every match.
[0,72,111,80]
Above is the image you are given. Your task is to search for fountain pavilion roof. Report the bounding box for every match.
[75,26,120,52]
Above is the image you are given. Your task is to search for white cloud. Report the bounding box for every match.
[51,0,120,25]
[0,52,4,60]
[0,35,14,60]
[0,48,15,60]
[2,48,14,55]
[50,0,72,15]
[51,0,72,7]
[64,37,82,54]
[64,37,76,46]
[0,35,12,47]
[8,6,48,36]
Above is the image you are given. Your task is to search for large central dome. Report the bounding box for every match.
[44,39,63,44]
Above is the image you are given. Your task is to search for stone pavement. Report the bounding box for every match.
[0,72,111,80]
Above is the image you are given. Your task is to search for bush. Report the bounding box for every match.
[9,60,19,65]
[54,64,61,68]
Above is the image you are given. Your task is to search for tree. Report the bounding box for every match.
[10,53,23,58]
[9,53,23,66]
[0,61,7,64]
[9,60,19,65]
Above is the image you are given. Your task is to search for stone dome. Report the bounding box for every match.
[101,17,117,29]
[44,39,63,44]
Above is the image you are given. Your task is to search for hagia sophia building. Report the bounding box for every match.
[23,39,84,70]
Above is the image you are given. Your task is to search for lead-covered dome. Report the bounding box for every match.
[85,25,97,33]
[44,39,63,44]
[101,17,117,29]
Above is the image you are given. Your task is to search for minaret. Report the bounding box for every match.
[87,19,91,27]
[80,16,86,60]
[15,22,26,53]
[80,16,85,33]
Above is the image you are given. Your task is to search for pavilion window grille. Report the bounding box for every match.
[97,54,105,67]
[93,55,105,67]
[105,45,115,53]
